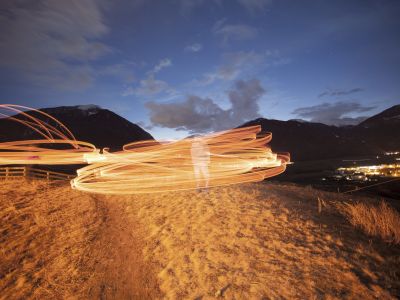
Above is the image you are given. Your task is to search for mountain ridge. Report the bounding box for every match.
[1,104,399,161]
[0,105,154,151]
[240,104,400,161]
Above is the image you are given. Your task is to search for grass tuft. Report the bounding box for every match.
[337,200,400,244]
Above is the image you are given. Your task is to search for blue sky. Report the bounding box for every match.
[0,0,399,139]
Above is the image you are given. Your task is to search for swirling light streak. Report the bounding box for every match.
[0,104,98,165]
[0,104,78,143]
[0,104,290,194]
[72,126,290,194]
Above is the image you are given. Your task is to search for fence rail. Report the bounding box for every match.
[0,166,73,181]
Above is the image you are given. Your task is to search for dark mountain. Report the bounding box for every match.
[241,105,400,162]
[1,104,398,161]
[0,105,154,151]
[359,105,400,128]
[354,105,400,152]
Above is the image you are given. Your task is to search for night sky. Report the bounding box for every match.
[0,0,399,139]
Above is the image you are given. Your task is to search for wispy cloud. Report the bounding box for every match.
[192,50,289,86]
[0,0,110,90]
[123,75,172,96]
[237,0,272,14]
[97,62,136,83]
[193,51,264,86]
[150,58,172,74]
[213,19,258,44]
[178,0,208,15]
[146,79,265,133]
[184,43,203,52]
[178,0,272,15]
[122,58,173,96]
[136,121,154,131]
[292,101,375,126]
[318,88,364,98]
[264,49,291,66]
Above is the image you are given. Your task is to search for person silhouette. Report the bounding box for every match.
[191,136,210,191]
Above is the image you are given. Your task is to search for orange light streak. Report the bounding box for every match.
[0,104,98,165]
[0,104,290,194]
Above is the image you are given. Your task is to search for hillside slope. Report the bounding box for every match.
[0,105,154,151]
[241,105,400,161]
[1,180,399,299]
[0,180,161,299]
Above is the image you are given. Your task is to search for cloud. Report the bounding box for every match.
[178,0,206,15]
[213,19,258,44]
[196,51,263,85]
[136,121,154,131]
[292,101,375,126]
[237,0,272,13]
[97,62,136,83]
[146,78,265,133]
[184,43,203,52]
[193,50,287,86]
[122,75,172,96]
[177,0,271,15]
[123,58,173,96]
[178,0,222,15]
[0,0,110,90]
[150,58,172,74]
[218,51,263,79]
[228,79,265,120]
[264,49,291,66]
[318,88,364,98]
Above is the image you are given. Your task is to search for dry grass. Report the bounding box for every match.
[0,179,161,299]
[0,180,100,299]
[128,183,400,299]
[1,179,400,299]
[337,200,400,244]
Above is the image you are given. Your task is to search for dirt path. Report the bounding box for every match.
[0,181,162,299]
[86,197,162,299]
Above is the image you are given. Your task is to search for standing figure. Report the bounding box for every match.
[191,137,210,190]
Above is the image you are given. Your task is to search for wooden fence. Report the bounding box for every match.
[0,166,73,181]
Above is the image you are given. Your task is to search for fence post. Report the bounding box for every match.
[5,167,9,180]
[46,171,50,181]
[23,167,26,177]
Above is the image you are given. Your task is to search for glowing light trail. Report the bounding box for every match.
[0,104,290,194]
[73,126,290,194]
[0,104,98,165]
